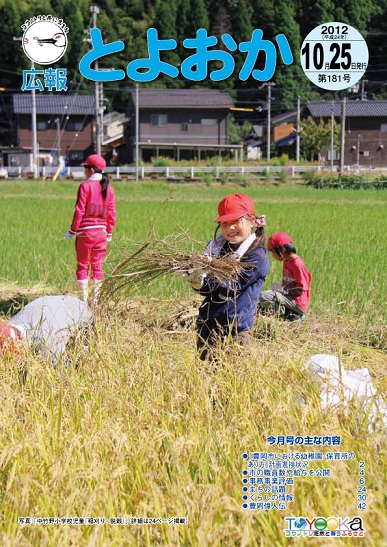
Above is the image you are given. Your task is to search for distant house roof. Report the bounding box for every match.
[129,88,234,109]
[103,111,128,146]
[13,94,95,115]
[271,110,297,125]
[275,134,296,147]
[245,125,263,146]
[251,125,263,137]
[307,100,387,118]
[246,139,262,148]
[103,112,128,125]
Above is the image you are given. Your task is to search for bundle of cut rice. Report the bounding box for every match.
[100,234,249,302]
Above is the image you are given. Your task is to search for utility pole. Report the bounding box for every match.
[361,79,368,101]
[296,95,301,163]
[330,101,335,175]
[135,83,139,182]
[260,82,276,161]
[17,34,38,176]
[55,117,61,161]
[90,3,101,155]
[31,61,38,178]
[266,82,275,161]
[99,81,104,152]
[339,96,347,175]
[356,134,361,168]
[13,35,38,175]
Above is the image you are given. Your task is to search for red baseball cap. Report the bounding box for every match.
[0,323,21,354]
[267,232,292,251]
[81,154,106,171]
[215,194,255,222]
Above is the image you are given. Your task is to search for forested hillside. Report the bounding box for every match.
[1,0,387,114]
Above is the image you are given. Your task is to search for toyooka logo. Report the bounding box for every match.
[21,15,68,65]
[284,516,365,534]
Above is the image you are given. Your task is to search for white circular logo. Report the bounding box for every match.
[22,16,68,65]
[300,22,368,91]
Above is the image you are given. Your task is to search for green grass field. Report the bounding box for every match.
[0,180,386,546]
[1,179,386,322]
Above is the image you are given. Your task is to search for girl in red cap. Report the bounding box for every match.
[259,232,311,320]
[65,154,116,306]
[187,193,269,360]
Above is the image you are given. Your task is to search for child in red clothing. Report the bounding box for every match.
[65,154,116,305]
[259,232,311,320]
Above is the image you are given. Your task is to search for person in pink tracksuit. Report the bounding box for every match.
[65,154,116,305]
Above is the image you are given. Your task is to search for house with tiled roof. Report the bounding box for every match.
[124,88,242,162]
[245,125,263,160]
[307,100,387,167]
[10,94,95,166]
[252,110,298,159]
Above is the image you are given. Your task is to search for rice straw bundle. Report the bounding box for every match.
[100,234,250,302]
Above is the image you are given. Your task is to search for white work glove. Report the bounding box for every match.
[270,282,283,293]
[107,235,112,243]
[64,231,73,240]
[187,267,207,290]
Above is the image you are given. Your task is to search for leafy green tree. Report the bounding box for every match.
[335,0,376,32]
[208,2,230,39]
[176,0,190,44]
[185,0,208,37]
[152,0,182,87]
[300,116,340,161]
[0,0,24,86]
[50,0,90,91]
[229,116,252,144]
[365,0,387,98]
[231,0,252,43]
[230,0,252,79]
[154,0,177,40]
[297,0,335,40]
[27,0,53,14]
[0,0,384,123]
[250,0,276,35]
[115,0,144,18]
[272,0,310,109]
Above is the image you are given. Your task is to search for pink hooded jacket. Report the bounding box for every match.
[70,173,116,236]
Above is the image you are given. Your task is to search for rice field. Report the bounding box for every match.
[0,179,386,546]
[0,179,386,323]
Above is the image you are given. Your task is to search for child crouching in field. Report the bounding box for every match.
[259,232,311,320]
[0,295,93,365]
[187,194,269,360]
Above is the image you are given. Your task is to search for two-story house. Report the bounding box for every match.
[307,100,387,168]
[10,94,95,167]
[124,88,241,162]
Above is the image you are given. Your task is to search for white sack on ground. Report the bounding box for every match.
[305,354,387,431]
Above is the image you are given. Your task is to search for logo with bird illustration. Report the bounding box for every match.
[22,15,68,65]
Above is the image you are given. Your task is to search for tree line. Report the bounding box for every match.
[1,0,387,115]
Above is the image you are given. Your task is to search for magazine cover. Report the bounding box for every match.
[0,2,386,545]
